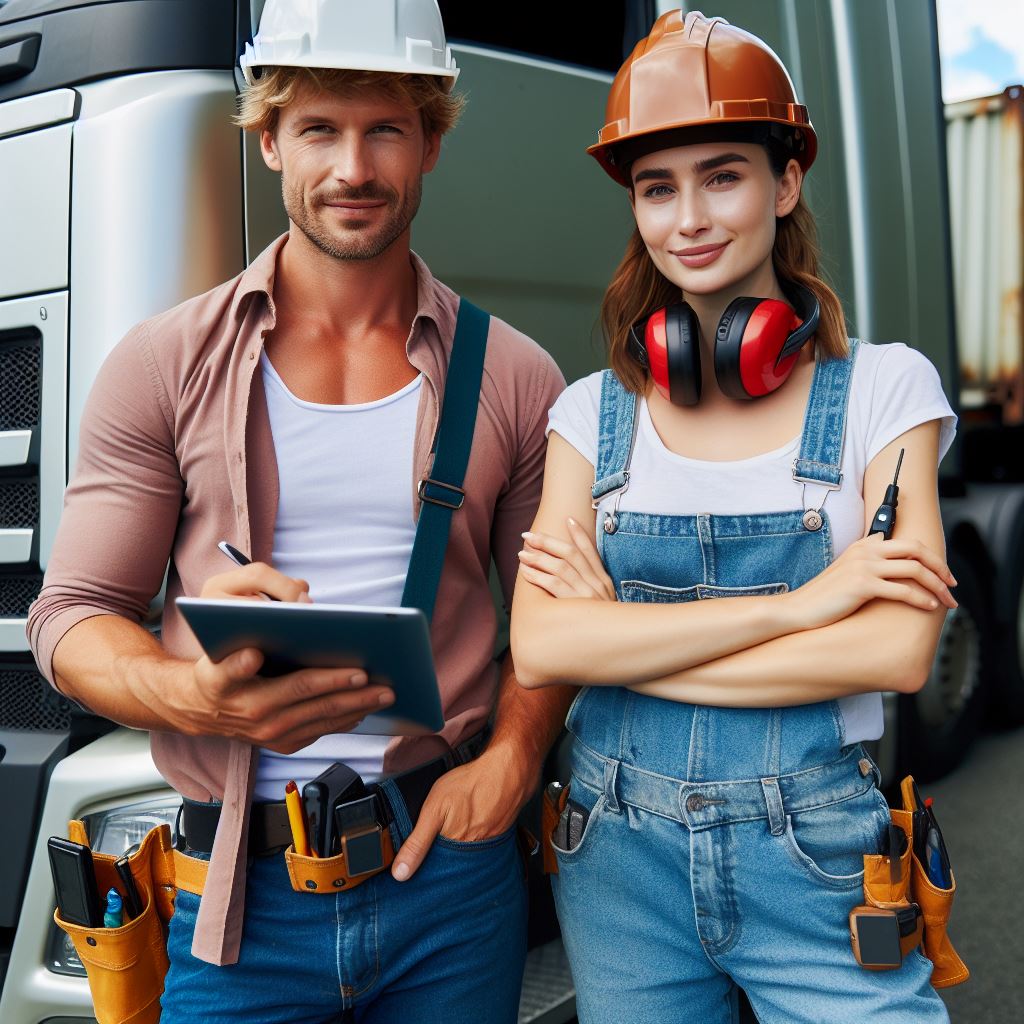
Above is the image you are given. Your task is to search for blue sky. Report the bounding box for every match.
[936,0,1024,102]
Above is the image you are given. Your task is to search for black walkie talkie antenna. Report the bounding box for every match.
[868,448,905,540]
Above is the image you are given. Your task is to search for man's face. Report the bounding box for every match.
[261,83,441,261]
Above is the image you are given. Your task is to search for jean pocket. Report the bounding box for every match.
[435,825,518,852]
[783,787,890,889]
[551,791,606,863]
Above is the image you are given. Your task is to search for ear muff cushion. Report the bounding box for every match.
[714,297,762,400]
[738,299,802,397]
[664,303,701,407]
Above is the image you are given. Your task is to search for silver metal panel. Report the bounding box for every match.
[68,71,245,472]
[0,291,68,570]
[0,87,76,140]
[0,528,33,562]
[0,122,71,298]
[0,618,29,651]
[946,87,1023,422]
[0,429,32,466]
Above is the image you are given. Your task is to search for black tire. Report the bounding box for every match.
[990,540,1024,722]
[897,548,988,782]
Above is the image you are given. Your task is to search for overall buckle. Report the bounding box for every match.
[418,477,466,510]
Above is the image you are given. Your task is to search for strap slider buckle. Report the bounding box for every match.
[418,477,466,510]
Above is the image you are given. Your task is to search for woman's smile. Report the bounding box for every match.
[671,241,730,268]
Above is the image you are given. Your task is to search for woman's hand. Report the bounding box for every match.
[784,533,957,631]
[517,517,617,601]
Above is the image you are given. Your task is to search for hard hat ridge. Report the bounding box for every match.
[240,0,459,88]
[589,9,817,185]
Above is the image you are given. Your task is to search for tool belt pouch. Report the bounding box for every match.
[284,827,395,893]
[541,782,570,875]
[52,820,177,1024]
[859,808,922,964]
[898,777,969,988]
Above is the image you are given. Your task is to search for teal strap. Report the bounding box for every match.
[400,299,490,623]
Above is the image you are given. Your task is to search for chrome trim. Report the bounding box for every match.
[0,528,33,563]
[0,618,30,651]
[0,429,32,466]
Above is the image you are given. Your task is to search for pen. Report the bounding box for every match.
[285,780,315,858]
[217,540,280,601]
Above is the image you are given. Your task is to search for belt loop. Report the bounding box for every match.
[603,759,621,813]
[377,778,413,841]
[761,777,785,837]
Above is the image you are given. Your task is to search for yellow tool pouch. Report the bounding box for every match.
[856,776,969,987]
[284,828,396,893]
[52,820,177,1024]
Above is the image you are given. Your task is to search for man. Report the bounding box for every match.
[27,1,570,1020]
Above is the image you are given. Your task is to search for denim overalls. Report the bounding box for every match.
[552,344,949,1024]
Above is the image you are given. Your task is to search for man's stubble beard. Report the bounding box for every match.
[283,175,423,262]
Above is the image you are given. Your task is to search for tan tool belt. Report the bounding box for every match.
[857,775,969,988]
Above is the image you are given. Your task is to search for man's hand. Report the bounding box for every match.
[142,560,395,751]
[391,742,539,881]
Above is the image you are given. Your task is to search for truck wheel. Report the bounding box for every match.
[897,548,988,782]
[991,544,1024,722]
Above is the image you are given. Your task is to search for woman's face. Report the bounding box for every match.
[629,141,801,298]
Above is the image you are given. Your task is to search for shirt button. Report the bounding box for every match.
[249,351,255,360]
[686,794,705,813]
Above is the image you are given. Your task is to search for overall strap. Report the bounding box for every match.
[400,299,490,623]
[592,370,640,503]
[792,338,860,488]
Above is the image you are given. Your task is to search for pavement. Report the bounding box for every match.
[929,725,1024,1023]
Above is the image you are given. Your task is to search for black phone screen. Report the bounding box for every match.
[48,838,101,928]
[856,914,902,967]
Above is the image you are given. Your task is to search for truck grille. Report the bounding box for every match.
[0,333,42,431]
[0,477,39,529]
[0,661,73,731]
[0,573,42,616]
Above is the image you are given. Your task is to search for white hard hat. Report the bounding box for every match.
[240,0,459,87]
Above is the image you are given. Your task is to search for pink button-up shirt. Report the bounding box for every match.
[28,234,564,964]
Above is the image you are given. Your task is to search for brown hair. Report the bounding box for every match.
[602,146,849,394]
[235,66,465,138]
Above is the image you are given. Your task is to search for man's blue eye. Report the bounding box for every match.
[643,184,673,198]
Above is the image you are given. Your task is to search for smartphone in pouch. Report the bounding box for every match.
[555,800,590,852]
[48,837,103,928]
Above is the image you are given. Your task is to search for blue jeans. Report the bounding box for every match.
[160,791,527,1023]
[553,742,948,1024]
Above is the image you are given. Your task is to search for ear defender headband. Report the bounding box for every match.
[628,282,820,406]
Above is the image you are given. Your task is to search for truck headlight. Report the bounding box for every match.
[47,796,181,976]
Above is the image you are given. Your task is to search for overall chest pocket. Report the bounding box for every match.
[619,580,790,603]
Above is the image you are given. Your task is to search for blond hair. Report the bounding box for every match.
[235,66,465,137]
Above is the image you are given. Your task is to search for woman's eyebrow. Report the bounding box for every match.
[633,167,674,184]
[692,153,750,174]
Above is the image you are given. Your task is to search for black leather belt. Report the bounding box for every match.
[180,731,488,856]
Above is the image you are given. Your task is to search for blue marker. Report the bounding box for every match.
[103,888,123,928]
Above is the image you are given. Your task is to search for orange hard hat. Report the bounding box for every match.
[589,10,817,185]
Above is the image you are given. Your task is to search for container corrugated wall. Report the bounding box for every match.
[946,85,1024,422]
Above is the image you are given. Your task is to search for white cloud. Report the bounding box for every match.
[936,0,1024,79]
[942,66,1005,103]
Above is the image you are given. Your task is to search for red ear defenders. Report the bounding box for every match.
[628,282,820,406]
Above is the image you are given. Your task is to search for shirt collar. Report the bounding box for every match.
[230,233,456,357]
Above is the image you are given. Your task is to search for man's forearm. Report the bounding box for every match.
[52,614,192,732]
[487,651,576,782]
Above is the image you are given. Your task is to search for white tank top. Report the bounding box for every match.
[253,352,422,801]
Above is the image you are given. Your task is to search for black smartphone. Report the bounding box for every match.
[850,908,902,968]
[303,762,367,857]
[114,854,144,920]
[48,837,102,928]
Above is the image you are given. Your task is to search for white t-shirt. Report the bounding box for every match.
[253,353,422,801]
[546,341,957,745]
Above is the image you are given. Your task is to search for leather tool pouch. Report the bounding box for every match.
[855,777,969,987]
[52,820,177,1024]
[541,781,570,875]
[284,827,395,893]
[899,776,969,988]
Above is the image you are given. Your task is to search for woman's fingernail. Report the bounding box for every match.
[379,691,395,706]
[567,517,577,527]
[522,531,535,539]
[349,672,368,686]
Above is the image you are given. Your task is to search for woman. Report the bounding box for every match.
[510,11,956,1023]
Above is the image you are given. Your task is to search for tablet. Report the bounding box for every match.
[176,597,443,735]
